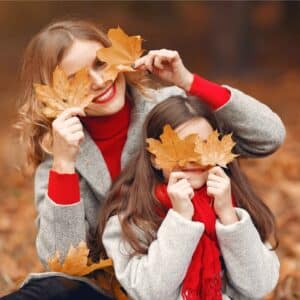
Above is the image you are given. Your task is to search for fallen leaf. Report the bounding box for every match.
[97,27,145,82]
[47,241,113,276]
[195,131,239,168]
[34,66,93,118]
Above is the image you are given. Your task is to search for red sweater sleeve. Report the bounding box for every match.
[48,170,80,205]
[188,74,231,110]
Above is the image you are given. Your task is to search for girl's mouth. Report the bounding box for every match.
[92,82,116,105]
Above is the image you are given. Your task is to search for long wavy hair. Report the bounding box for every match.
[90,95,278,261]
[14,18,154,174]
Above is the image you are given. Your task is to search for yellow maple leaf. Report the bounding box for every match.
[47,241,113,276]
[146,124,201,172]
[96,26,145,82]
[34,66,93,118]
[195,130,239,168]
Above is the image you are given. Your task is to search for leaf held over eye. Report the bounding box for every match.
[96,26,145,82]
[34,66,93,118]
[47,241,113,276]
[146,125,239,171]
[195,130,239,168]
[146,124,201,172]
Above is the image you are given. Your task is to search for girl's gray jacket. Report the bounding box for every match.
[22,85,285,299]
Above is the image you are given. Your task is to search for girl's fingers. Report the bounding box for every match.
[207,173,226,183]
[184,187,194,198]
[208,166,228,179]
[207,186,218,196]
[207,180,223,189]
[168,172,187,185]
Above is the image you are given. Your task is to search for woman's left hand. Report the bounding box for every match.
[133,49,194,91]
[206,166,239,225]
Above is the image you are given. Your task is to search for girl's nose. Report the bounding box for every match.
[89,69,106,90]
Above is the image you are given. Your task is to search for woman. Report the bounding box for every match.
[3,18,285,299]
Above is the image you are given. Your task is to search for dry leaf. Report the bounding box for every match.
[146,124,201,171]
[97,27,145,82]
[47,241,113,276]
[34,66,93,118]
[146,125,238,171]
[195,130,239,168]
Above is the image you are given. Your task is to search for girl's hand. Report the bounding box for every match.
[133,49,194,91]
[167,172,195,220]
[52,107,86,173]
[207,166,239,225]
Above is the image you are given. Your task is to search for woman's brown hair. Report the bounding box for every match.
[90,95,278,261]
[14,18,153,174]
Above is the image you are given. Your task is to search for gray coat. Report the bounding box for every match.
[22,85,285,299]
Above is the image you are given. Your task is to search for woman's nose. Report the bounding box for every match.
[89,69,105,90]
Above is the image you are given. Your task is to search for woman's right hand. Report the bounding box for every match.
[167,172,195,220]
[52,107,86,173]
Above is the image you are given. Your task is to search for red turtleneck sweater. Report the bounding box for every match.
[48,74,231,205]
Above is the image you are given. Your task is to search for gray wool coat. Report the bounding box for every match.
[22,84,285,299]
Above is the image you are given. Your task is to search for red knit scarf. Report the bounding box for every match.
[155,183,223,300]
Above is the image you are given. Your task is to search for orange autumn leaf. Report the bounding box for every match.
[47,241,113,276]
[34,66,93,118]
[96,27,145,82]
[146,124,201,172]
[195,130,239,168]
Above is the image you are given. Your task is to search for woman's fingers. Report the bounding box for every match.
[64,116,82,127]
[133,49,179,72]
[58,107,86,122]
[67,124,83,134]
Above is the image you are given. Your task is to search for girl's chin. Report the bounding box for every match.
[189,179,206,190]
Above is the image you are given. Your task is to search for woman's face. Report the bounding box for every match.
[154,117,214,190]
[60,39,126,116]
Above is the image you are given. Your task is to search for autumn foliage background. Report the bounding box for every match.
[0,2,299,299]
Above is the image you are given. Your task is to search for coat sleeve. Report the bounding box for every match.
[34,156,87,268]
[153,84,286,157]
[215,85,286,157]
[102,209,204,300]
[216,208,280,298]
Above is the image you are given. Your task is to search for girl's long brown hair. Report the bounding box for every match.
[90,96,278,261]
[14,18,155,174]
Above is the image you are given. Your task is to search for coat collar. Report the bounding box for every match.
[75,87,150,199]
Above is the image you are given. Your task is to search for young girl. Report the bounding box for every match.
[4,18,285,299]
[96,96,280,300]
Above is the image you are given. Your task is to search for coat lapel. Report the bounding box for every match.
[121,91,148,169]
[75,126,112,198]
[75,89,150,199]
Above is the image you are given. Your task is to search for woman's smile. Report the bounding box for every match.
[92,81,116,105]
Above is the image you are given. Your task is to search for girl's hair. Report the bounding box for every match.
[89,95,278,261]
[15,18,153,174]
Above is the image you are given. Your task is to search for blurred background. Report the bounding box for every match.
[0,1,299,298]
